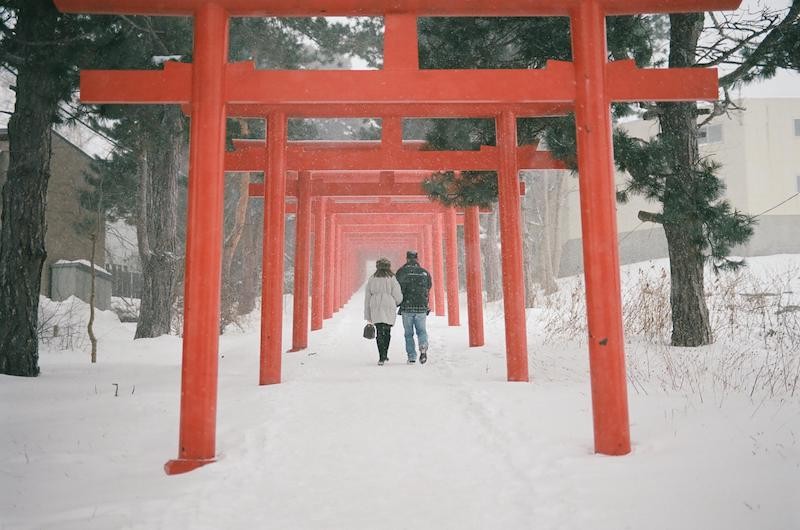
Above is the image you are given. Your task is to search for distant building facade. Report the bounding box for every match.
[559,98,800,275]
[105,220,143,299]
[0,128,110,308]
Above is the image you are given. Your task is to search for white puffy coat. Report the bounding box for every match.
[364,275,403,325]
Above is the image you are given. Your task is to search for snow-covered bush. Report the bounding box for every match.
[38,295,123,353]
[110,296,140,322]
[38,296,91,351]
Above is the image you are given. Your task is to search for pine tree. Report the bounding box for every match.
[416,9,798,346]
[617,5,798,346]
[0,1,123,376]
[92,16,382,337]
[417,16,652,302]
[90,15,192,339]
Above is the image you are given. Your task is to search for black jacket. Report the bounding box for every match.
[395,262,432,313]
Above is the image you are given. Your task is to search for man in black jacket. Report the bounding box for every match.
[395,250,432,364]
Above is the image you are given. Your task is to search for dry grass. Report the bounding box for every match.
[538,261,800,402]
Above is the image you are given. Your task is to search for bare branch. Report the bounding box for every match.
[719,0,800,88]
[638,210,664,224]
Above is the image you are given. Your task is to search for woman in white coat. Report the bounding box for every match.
[364,257,403,365]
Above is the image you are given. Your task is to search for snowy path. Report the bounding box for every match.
[2,283,799,529]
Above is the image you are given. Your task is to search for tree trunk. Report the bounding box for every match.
[521,170,564,306]
[658,13,713,347]
[134,108,183,339]
[481,205,503,302]
[237,204,262,316]
[521,172,539,307]
[88,233,98,363]
[0,0,62,377]
[543,171,566,292]
[220,172,251,332]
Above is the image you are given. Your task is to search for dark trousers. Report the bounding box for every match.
[375,323,392,361]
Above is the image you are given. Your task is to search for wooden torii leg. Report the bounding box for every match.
[259,111,287,385]
[497,110,529,382]
[432,213,446,317]
[445,207,460,326]
[334,224,342,312]
[571,0,630,455]
[311,198,327,331]
[423,224,434,312]
[165,3,228,476]
[464,206,484,347]
[290,171,312,351]
[324,215,334,320]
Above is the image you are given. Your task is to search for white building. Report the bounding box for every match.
[559,98,800,275]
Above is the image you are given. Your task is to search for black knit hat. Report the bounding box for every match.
[406,250,418,260]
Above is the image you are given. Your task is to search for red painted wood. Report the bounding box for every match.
[324,216,335,320]
[290,171,312,352]
[496,110,529,382]
[444,208,460,326]
[310,198,327,331]
[56,0,740,17]
[432,214,446,317]
[464,206,484,347]
[225,142,564,172]
[56,0,742,472]
[165,3,227,476]
[247,180,525,198]
[260,112,287,385]
[571,0,631,455]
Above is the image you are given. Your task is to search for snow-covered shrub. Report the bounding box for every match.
[38,295,126,354]
[110,296,140,323]
[38,296,91,351]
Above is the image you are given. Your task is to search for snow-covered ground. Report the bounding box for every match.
[2,256,799,530]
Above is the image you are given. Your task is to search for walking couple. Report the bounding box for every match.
[363,250,433,366]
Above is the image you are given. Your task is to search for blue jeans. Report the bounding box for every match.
[402,312,428,360]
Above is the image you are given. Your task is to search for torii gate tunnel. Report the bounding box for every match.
[55,0,740,474]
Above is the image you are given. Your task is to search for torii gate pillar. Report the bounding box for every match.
[423,225,435,312]
[497,110,529,382]
[260,112,288,385]
[311,198,327,331]
[290,170,312,351]
[432,214,446,317]
[571,0,630,455]
[334,224,343,311]
[164,3,228,475]
[444,208,460,326]
[464,206,485,347]
[324,215,335,320]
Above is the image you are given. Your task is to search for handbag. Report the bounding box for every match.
[363,323,376,340]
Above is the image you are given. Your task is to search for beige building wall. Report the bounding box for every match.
[559,98,800,275]
[0,130,106,297]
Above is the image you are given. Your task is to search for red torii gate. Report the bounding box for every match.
[311,198,488,349]
[55,0,738,475]
[282,199,462,317]
[250,172,484,352]
[227,133,559,359]
[338,223,435,307]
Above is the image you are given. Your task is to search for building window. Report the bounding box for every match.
[698,124,723,144]
[795,119,800,136]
